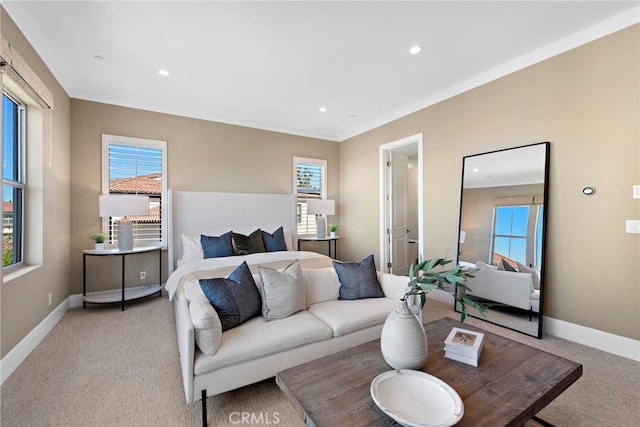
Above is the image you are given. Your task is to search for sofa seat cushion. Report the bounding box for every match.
[308,297,398,337]
[193,310,332,375]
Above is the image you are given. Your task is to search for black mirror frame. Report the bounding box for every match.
[455,141,550,339]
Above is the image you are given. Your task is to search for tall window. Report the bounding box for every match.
[293,157,326,236]
[102,135,167,247]
[2,93,25,268]
[491,203,544,268]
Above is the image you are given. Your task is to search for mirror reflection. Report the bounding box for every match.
[457,142,549,338]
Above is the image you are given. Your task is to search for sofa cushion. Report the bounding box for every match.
[308,297,398,337]
[333,254,385,300]
[193,310,333,375]
[517,262,541,290]
[258,260,306,320]
[201,232,235,258]
[189,292,223,355]
[199,261,262,331]
[232,229,266,255]
[302,267,341,305]
[261,226,288,252]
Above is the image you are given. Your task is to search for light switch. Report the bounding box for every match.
[626,220,640,234]
[634,185,640,199]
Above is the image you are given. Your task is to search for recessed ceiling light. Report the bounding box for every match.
[319,107,327,113]
[473,168,479,172]
[409,45,422,55]
[158,69,170,77]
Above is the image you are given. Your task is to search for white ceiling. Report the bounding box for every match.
[3,1,638,142]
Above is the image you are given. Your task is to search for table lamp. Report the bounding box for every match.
[307,199,335,238]
[99,194,150,251]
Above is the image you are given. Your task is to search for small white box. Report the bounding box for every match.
[444,327,485,358]
[626,220,640,234]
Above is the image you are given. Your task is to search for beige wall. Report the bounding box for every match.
[1,9,71,358]
[70,100,339,295]
[339,25,639,340]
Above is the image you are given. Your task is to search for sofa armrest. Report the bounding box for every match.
[174,295,196,403]
[377,271,408,301]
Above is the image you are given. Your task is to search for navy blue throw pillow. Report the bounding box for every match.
[201,232,234,259]
[199,261,261,331]
[333,254,385,300]
[261,227,288,252]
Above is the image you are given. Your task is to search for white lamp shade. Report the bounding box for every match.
[307,199,335,216]
[99,195,150,217]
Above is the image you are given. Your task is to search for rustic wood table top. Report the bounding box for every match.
[276,317,582,427]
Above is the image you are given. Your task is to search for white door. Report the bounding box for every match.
[390,151,409,276]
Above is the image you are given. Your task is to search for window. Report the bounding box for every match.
[2,93,25,269]
[293,157,326,236]
[102,135,167,247]
[491,203,544,268]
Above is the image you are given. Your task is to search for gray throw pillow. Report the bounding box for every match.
[232,229,266,255]
[258,260,305,320]
[199,261,261,331]
[201,232,235,258]
[333,254,385,300]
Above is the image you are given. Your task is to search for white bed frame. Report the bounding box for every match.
[167,190,297,273]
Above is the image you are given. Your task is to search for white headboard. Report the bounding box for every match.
[168,190,297,273]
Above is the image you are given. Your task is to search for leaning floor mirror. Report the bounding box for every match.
[456,142,549,338]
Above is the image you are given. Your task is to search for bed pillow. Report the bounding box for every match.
[333,254,385,300]
[199,261,262,331]
[188,292,223,355]
[232,229,266,255]
[261,226,288,252]
[258,260,306,320]
[201,232,235,258]
[177,235,204,267]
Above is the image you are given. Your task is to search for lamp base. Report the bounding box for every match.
[316,217,326,239]
[118,219,134,251]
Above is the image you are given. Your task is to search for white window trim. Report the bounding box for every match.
[101,134,168,248]
[293,156,327,237]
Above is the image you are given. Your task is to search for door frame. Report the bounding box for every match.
[379,133,424,273]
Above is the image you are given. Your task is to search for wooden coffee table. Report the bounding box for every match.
[276,317,582,426]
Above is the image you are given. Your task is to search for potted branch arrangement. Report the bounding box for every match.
[380,257,485,370]
[89,231,106,251]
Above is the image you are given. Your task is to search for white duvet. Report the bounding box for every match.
[165,250,333,301]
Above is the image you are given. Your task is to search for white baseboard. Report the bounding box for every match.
[544,316,640,362]
[0,296,71,385]
[2,294,638,386]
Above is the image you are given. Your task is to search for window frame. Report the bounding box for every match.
[101,134,167,248]
[293,156,327,237]
[2,90,26,272]
[490,203,543,268]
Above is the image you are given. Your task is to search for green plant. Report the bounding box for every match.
[404,257,485,323]
[329,224,339,232]
[88,231,106,244]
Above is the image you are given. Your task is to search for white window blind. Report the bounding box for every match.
[294,157,326,236]
[102,135,167,247]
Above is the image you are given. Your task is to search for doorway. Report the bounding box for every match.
[379,134,423,275]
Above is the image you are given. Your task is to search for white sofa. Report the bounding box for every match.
[174,266,410,426]
[469,261,540,312]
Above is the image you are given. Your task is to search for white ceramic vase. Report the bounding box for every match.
[380,300,428,370]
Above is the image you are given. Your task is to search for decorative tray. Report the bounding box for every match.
[370,369,463,427]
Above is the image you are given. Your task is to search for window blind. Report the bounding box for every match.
[295,159,326,236]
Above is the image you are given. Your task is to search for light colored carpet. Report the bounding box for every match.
[1,295,639,426]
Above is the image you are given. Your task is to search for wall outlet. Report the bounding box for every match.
[633,185,640,199]
[48,293,52,306]
[140,271,146,281]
